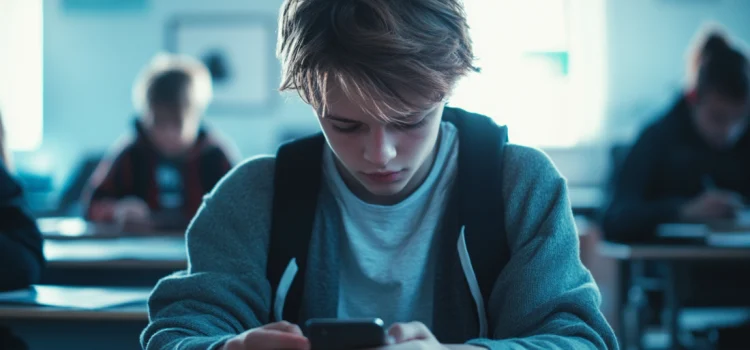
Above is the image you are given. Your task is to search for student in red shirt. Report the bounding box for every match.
[83,54,237,229]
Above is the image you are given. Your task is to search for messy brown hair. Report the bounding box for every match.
[132,54,213,120]
[686,24,730,88]
[278,0,478,121]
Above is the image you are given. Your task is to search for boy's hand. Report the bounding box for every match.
[113,197,151,224]
[680,190,744,221]
[220,321,310,350]
[365,322,481,350]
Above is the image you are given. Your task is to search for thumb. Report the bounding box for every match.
[716,191,743,208]
[264,321,305,336]
[388,322,432,344]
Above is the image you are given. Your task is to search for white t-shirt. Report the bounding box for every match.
[323,122,459,328]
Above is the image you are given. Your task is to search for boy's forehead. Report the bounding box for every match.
[321,83,437,122]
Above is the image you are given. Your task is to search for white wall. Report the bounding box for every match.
[34,0,316,187]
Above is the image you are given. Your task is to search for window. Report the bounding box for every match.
[0,0,44,151]
[450,0,606,147]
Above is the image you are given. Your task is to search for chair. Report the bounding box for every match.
[51,153,104,217]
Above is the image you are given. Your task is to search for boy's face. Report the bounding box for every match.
[316,87,444,204]
[144,104,201,157]
[692,92,750,150]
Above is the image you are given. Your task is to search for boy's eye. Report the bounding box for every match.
[331,122,361,133]
[392,117,428,131]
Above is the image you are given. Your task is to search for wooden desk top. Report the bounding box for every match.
[0,303,147,321]
[44,237,187,269]
[598,241,750,260]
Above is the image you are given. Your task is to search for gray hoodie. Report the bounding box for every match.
[141,144,618,350]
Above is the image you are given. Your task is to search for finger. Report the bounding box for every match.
[728,196,744,209]
[715,192,744,207]
[137,208,151,219]
[133,201,149,213]
[708,207,731,219]
[126,210,149,222]
[362,339,424,350]
[249,329,310,350]
[139,201,152,211]
[725,207,739,219]
[713,201,738,215]
[121,197,139,205]
[388,322,431,344]
[264,321,305,335]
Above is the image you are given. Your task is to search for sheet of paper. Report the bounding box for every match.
[0,286,151,310]
[707,215,750,247]
[707,232,750,247]
[737,209,750,227]
[656,223,708,238]
[43,237,186,262]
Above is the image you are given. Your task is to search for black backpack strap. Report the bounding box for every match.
[267,133,326,323]
[266,108,509,325]
[443,107,510,308]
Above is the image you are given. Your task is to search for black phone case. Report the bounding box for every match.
[305,318,387,350]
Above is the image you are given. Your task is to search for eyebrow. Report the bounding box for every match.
[324,115,360,123]
[323,108,435,124]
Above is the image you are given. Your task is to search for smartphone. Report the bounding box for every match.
[305,318,387,350]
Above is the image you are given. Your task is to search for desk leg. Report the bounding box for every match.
[664,262,682,350]
[623,260,647,350]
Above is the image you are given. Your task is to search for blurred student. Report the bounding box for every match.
[603,30,750,242]
[0,111,45,292]
[141,0,617,349]
[83,54,237,229]
[603,31,750,349]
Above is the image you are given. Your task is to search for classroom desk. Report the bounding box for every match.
[42,237,187,286]
[598,241,750,260]
[598,241,750,350]
[0,303,146,321]
[44,237,187,268]
[0,287,150,350]
[44,237,187,269]
[38,216,184,240]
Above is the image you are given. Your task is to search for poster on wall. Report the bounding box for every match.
[165,14,278,116]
